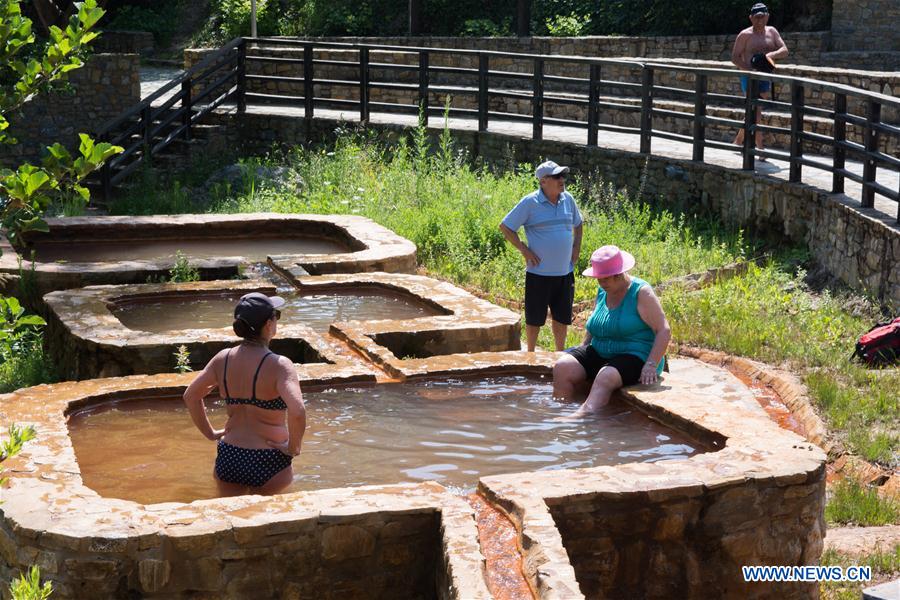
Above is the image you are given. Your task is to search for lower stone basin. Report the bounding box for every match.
[67,375,703,504]
[0,355,826,599]
[0,213,418,297]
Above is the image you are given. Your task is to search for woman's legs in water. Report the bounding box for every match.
[258,465,292,495]
[552,354,589,400]
[571,366,623,417]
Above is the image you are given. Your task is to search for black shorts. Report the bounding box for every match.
[525,271,575,326]
[565,344,644,386]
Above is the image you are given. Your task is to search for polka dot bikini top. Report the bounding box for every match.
[223,349,287,411]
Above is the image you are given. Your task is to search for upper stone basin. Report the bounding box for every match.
[0,213,418,297]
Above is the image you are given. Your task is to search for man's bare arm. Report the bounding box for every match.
[731,32,750,69]
[767,28,788,61]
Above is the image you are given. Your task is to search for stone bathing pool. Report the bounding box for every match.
[67,375,702,504]
[0,356,826,599]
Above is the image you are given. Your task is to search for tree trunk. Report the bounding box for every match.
[409,0,423,35]
[516,0,531,37]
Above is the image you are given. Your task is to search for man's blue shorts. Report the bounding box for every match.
[740,75,772,95]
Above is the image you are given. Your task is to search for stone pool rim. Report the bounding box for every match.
[0,355,826,598]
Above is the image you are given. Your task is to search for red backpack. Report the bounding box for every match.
[851,317,900,367]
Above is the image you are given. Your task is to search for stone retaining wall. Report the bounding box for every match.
[207,112,899,310]
[93,30,155,56]
[1,53,140,166]
[831,0,900,52]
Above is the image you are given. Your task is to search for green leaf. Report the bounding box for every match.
[15,315,46,327]
[4,296,21,316]
[45,142,71,162]
[73,184,90,202]
[78,133,93,157]
[25,170,50,195]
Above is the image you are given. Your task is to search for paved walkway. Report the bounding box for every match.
[139,66,183,103]
[825,524,900,556]
[244,104,900,225]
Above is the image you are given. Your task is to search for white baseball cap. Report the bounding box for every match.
[535,160,570,179]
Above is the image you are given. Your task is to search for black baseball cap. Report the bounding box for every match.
[234,292,285,331]
[750,3,768,15]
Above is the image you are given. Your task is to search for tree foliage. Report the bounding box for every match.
[0,0,121,246]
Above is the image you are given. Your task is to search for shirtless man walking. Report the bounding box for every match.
[731,3,789,153]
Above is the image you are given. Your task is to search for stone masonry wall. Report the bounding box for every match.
[0,53,140,166]
[0,505,442,598]
[93,30,155,56]
[549,478,825,599]
[831,0,900,52]
[205,111,900,310]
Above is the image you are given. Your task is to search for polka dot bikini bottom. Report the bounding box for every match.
[215,441,293,488]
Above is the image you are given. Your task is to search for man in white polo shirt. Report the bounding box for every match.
[499,160,583,352]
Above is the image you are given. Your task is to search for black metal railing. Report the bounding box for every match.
[239,38,900,222]
[94,37,244,197]
[100,37,900,223]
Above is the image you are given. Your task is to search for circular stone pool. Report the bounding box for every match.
[67,375,702,504]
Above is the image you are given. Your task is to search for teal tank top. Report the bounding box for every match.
[586,276,664,374]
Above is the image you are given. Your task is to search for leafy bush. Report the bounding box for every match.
[9,565,51,600]
[169,251,200,282]
[0,296,45,360]
[174,344,193,373]
[533,0,786,35]
[545,13,591,37]
[105,1,182,46]
[459,18,512,38]
[0,295,55,393]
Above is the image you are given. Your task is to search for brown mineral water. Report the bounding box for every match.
[29,236,348,263]
[112,290,443,333]
[67,376,704,505]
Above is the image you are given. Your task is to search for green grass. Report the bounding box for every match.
[820,544,900,600]
[826,479,900,526]
[664,263,899,466]
[198,133,748,304]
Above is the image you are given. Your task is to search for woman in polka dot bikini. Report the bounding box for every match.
[184,292,306,496]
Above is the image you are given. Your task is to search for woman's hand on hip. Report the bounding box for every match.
[267,438,300,457]
[208,427,228,441]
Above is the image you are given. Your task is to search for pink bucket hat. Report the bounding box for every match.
[582,245,636,278]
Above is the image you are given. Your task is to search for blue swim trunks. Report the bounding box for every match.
[740,75,772,95]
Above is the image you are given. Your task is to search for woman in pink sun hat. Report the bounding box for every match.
[553,245,671,417]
